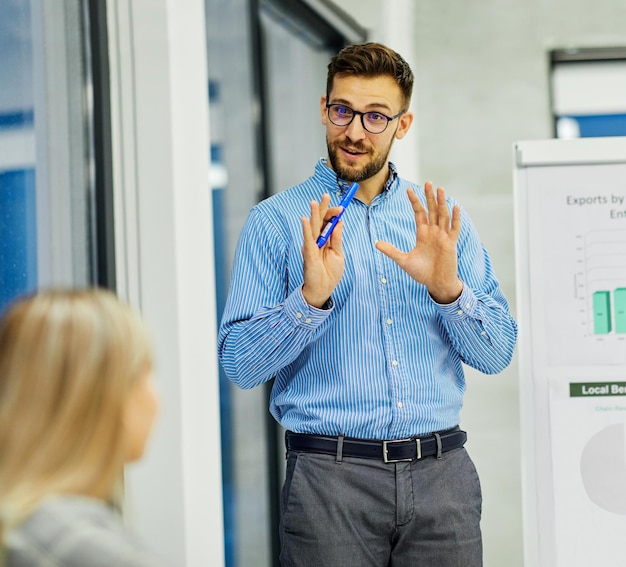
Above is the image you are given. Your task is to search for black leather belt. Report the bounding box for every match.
[285,428,467,463]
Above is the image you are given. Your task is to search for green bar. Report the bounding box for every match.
[570,382,626,397]
[615,288,626,334]
[593,291,612,334]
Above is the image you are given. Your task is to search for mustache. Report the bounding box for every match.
[331,139,370,153]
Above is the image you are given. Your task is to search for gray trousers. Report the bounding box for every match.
[279,446,482,567]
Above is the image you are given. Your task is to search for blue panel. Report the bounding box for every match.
[0,110,34,130]
[212,184,236,567]
[0,168,37,314]
[565,113,626,137]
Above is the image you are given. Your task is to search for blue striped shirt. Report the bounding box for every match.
[218,159,517,439]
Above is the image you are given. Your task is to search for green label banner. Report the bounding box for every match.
[570,382,626,397]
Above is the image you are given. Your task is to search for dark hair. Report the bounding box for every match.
[326,42,414,106]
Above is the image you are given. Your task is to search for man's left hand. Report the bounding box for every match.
[375,182,463,304]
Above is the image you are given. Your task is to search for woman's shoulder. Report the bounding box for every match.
[5,496,168,567]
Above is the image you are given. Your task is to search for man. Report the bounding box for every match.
[218,42,517,567]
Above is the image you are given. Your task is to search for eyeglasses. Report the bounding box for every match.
[325,103,407,134]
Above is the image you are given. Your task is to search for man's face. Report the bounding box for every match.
[321,74,412,183]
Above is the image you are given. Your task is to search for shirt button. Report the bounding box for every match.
[457,309,464,315]
[480,330,486,335]
[465,302,471,309]
[380,277,387,284]
[305,318,312,323]
[392,360,399,367]
[386,318,393,325]
[397,401,403,408]
[296,312,303,319]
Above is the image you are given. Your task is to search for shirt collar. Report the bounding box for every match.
[384,162,399,193]
[314,158,399,195]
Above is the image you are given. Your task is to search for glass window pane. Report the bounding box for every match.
[551,54,626,139]
[205,1,271,566]
[0,0,95,314]
[0,0,37,311]
[557,113,626,138]
[260,7,331,195]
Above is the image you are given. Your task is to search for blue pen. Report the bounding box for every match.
[316,181,359,248]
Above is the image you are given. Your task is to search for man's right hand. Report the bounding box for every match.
[301,194,345,308]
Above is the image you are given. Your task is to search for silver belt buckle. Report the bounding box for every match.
[382,438,421,463]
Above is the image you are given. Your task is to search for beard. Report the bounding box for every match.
[326,136,393,183]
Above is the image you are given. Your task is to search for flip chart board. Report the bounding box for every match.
[514,137,626,567]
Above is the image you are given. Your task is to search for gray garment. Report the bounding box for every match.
[280,447,483,567]
[5,496,169,567]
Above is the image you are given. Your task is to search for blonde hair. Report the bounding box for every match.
[0,289,153,535]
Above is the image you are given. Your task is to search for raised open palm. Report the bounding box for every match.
[376,182,463,304]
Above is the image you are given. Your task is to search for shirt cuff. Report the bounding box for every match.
[433,282,477,322]
[284,287,334,327]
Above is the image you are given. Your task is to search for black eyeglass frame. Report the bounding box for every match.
[325,103,407,134]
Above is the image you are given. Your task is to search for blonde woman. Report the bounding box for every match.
[0,289,166,566]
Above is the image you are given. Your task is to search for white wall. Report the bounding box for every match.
[330,1,626,566]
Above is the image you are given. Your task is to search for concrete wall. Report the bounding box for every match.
[330,1,626,565]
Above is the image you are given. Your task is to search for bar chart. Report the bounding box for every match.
[593,289,626,334]
[582,230,626,336]
[536,182,626,367]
